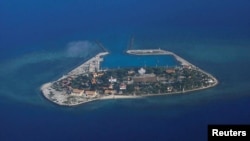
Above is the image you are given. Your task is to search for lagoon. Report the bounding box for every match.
[101,53,178,69]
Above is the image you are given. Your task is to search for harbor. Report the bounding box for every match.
[41,45,218,106]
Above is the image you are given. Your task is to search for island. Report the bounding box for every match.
[41,41,218,106]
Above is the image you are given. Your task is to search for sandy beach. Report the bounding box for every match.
[100,94,141,100]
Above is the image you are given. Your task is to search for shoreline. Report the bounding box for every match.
[127,49,193,66]
[41,80,218,107]
[41,82,143,106]
[41,49,218,106]
[127,49,219,87]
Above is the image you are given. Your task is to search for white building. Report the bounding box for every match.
[120,83,127,90]
[138,68,146,75]
[109,76,117,83]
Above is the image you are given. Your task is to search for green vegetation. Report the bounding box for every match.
[53,66,216,96]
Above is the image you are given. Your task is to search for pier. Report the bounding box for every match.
[126,49,193,66]
[68,52,109,76]
[96,40,108,52]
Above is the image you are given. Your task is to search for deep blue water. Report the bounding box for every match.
[1,0,250,141]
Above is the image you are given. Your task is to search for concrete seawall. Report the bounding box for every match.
[127,49,192,66]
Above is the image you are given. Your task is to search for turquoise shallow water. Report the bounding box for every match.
[101,53,178,69]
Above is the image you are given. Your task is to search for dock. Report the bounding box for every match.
[126,49,193,66]
[96,40,108,52]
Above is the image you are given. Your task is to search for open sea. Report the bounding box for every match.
[1,0,250,141]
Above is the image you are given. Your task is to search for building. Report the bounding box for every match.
[104,90,117,95]
[119,83,127,90]
[138,68,146,75]
[133,73,157,83]
[91,78,97,84]
[207,79,214,83]
[89,63,96,72]
[85,90,97,96]
[109,84,113,89]
[109,76,117,83]
[167,86,173,92]
[93,72,104,78]
[157,77,167,81]
[166,68,175,74]
[93,72,98,78]
[182,65,192,69]
[128,70,135,75]
[98,72,104,77]
[71,89,84,96]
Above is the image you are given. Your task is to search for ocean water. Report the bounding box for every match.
[1,0,250,141]
[101,54,178,69]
